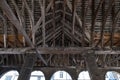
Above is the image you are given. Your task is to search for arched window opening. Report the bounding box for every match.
[0,70,19,80]
[51,71,72,80]
[30,71,45,80]
[78,71,91,80]
[105,71,120,80]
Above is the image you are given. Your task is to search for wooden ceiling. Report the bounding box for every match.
[0,0,120,69]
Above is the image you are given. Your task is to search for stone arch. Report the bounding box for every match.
[0,68,9,78]
[51,70,72,80]
[30,70,45,80]
[39,68,78,80]
[105,71,120,80]
[0,70,19,80]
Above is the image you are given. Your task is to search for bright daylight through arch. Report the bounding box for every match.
[0,70,19,80]
[106,71,120,80]
[78,71,90,80]
[78,71,120,80]
[30,71,45,80]
[1,70,120,80]
[51,71,72,80]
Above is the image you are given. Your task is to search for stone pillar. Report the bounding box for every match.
[18,53,37,80]
[42,68,55,80]
[83,50,104,80]
[0,68,5,78]
[66,69,78,80]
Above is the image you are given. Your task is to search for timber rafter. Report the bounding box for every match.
[0,0,120,75]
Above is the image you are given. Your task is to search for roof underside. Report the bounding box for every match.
[0,0,120,69]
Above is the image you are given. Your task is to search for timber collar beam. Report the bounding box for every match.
[0,47,120,54]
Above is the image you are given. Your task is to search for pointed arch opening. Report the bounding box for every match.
[30,71,45,80]
[105,71,120,80]
[51,71,72,80]
[78,71,91,80]
[0,70,19,80]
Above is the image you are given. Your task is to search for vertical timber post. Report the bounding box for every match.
[83,50,104,80]
[18,53,37,80]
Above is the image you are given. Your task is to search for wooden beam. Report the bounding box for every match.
[34,0,54,33]
[81,0,91,46]
[81,0,85,46]
[21,1,26,46]
[96,0,115,47]
[91,0,95,46]
[46,10,62,16]
[41,0,46,47]
[12,27,23,47]
[66,0,82,27]
[0,47,89,54]
[0,0,47,65]
[0,14,7,48]
[23,0,35,45]
[107,56,120,64]
[91,0,104,46]
[62,0,66,47]
[110,9,120,47]
[66,0,90,41]
[11,0,26,46]
[64,27,82,43]
[35,15,60,34]
[62,21,83,43]
[0,0,34,47]
[99,67,120,70]
[71,0,77,46]
[52,0,56,46]
[37,26,62,45]
[0,47,120,54]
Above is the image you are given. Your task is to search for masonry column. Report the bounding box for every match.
[42,68,55,80]
[18,53,37,80]
[0,68,6,78]
[66,69,78,80]
[83,50,104,80]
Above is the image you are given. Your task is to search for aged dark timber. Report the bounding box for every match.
[0,0,120,80]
